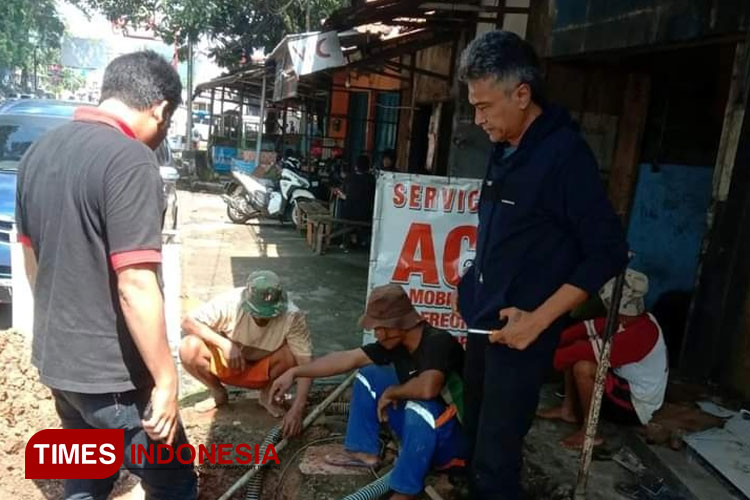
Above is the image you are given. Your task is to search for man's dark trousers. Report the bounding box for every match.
[464,327,562,499]
[52,387,197,500]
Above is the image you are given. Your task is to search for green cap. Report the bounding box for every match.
[241,270,288,318]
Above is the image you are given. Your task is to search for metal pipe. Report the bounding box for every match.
[574,271,627,498]
[217,371,357,500]
[254,72,267,171]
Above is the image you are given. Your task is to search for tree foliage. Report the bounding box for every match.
[73,0,346,69]
[0,0,65,73]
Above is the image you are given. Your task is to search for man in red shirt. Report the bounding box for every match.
[538,269,668,448]
[16,51,196,498]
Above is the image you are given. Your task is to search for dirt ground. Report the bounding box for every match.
[0,330,142,499]
[0,329,380,500]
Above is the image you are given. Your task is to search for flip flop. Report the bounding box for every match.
[324,452,380,469]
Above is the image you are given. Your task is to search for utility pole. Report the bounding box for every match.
[306,0,311,32]
[33,47,38,94]
[255,72,267,169]
[185,41,194,151]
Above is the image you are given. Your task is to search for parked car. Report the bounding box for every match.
[0,99,179,303]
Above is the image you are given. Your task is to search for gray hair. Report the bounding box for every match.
[458,30,545,104]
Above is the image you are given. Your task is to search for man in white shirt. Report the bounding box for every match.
[180,270,312,437]
[538,269,668,448]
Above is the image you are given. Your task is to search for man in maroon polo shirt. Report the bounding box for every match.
[15,51,197,498]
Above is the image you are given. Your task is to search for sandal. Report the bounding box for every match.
[325,451,380,469]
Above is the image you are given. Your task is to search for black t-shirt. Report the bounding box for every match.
[361,325,464,384]
[16,110,164,393]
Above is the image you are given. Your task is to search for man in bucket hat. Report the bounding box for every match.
[270,284,465,500]
[537,269,668,448]
[180,270,312,437]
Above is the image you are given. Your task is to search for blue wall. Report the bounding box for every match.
[626,163,713,307]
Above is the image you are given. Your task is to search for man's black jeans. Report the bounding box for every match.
[463,327,561,499]
[52,387,197,500]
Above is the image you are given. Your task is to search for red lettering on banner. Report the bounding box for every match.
[409,183,422,209]
[441,187,456,212]
[25,429,124,479]
[393,183,406,207]
[393,182,479,213]
[468,190,480,213]
[392,223,439,286]
[419,311,467,331]
[443,225,477,287]
[409,288,425,304]
[440,313,450,328]
[409,288,454,308]
[424,186,438,211]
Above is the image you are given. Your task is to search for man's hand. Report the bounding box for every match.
[377,387,398,423]
[222,339,246,372]
[281,404,304,438]
[490,307,547,350]
[142,382,179,446]
[270,368,296,404]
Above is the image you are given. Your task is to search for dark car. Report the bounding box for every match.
[0,99,179,303]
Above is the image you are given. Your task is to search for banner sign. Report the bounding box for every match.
[288,31,345,76]
[367,172,481,342]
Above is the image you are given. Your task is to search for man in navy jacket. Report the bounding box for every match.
[453,31,628,499]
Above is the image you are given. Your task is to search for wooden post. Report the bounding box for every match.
[574,271,627,498]
[712,41,750,205]
[608,73,651,222]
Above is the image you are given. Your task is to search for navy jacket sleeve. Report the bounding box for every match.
[559,141,628,294]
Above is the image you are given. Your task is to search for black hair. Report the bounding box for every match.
[458,30,546,105]
[100,50,182,112]
[355,154,371,173]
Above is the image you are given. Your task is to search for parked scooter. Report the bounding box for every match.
[222,158,318,226]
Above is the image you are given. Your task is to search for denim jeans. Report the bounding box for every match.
[52,387,197,500]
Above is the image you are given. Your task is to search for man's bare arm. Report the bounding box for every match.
[291,354,312,407]
[383,370,444,401]
[292,349,371,379]
[117,263,178,444]
[535,283,589,328]
[269,349,371,403]
[181,315,232,350]
[493,283,589,349]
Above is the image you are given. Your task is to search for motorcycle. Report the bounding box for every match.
[222,158,318,226]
